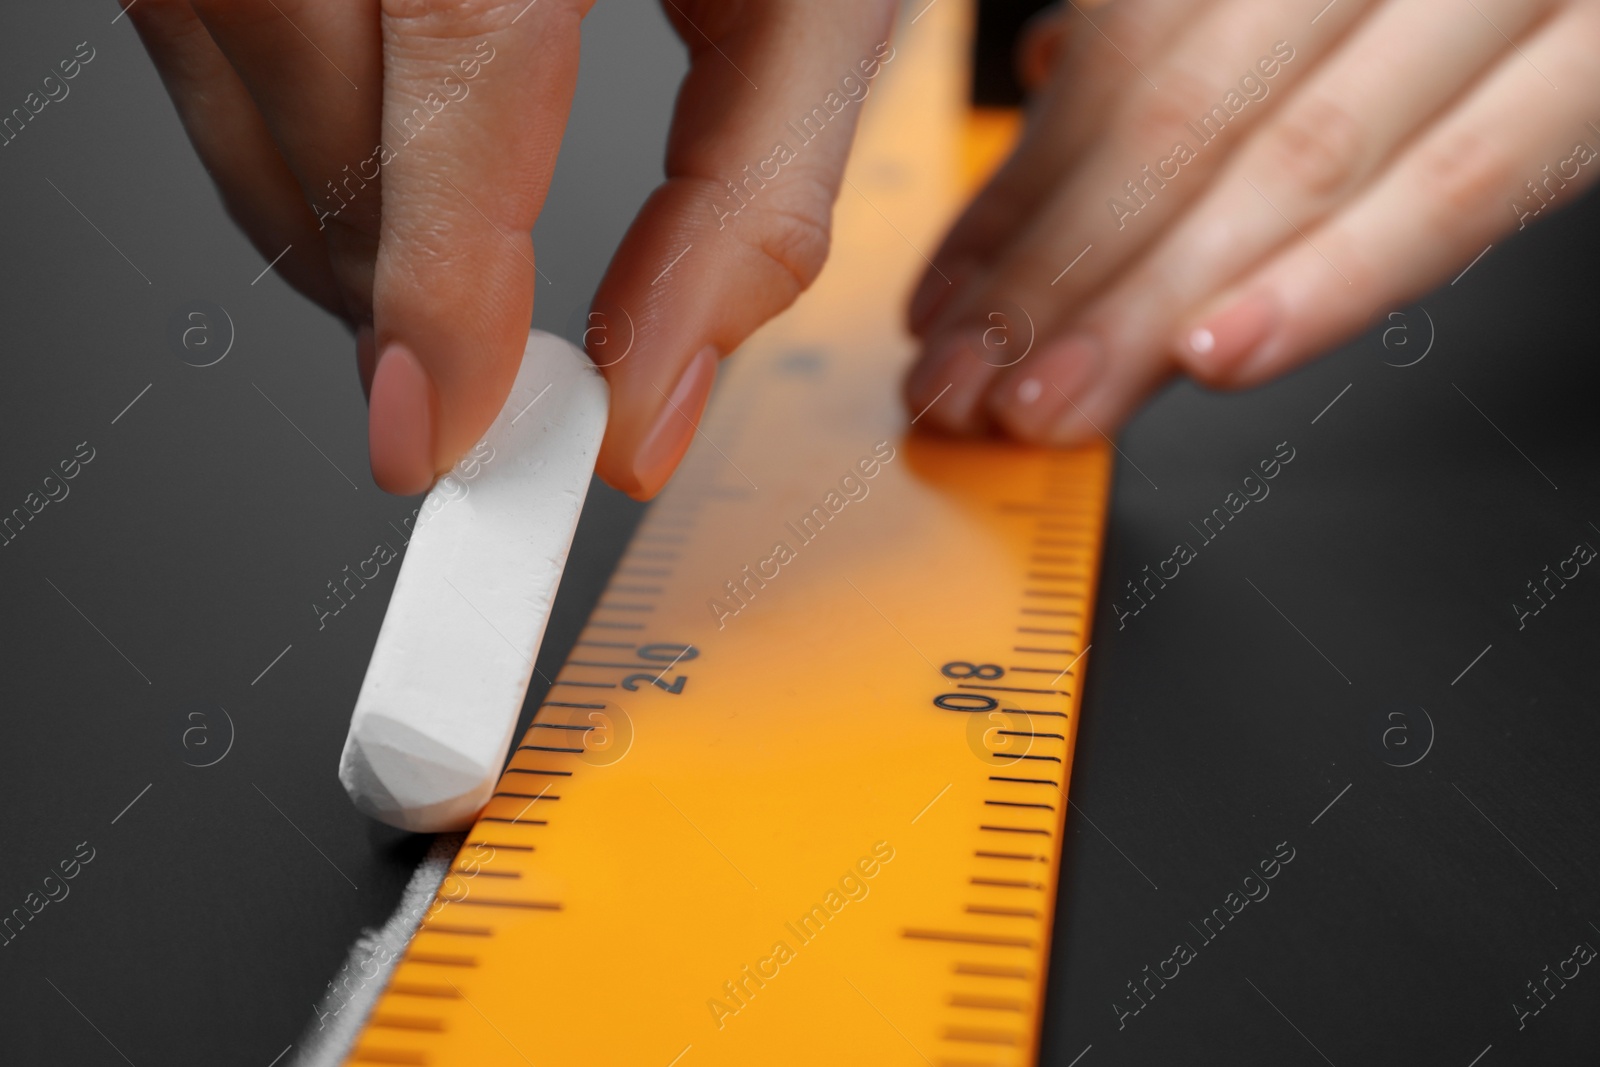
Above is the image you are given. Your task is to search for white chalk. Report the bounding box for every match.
[339,330,609,832]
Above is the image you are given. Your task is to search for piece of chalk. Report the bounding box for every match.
[339,330,609,832]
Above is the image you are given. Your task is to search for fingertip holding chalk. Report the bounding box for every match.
[339,330,609,832]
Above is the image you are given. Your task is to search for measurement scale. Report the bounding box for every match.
[347,4,1112,1063]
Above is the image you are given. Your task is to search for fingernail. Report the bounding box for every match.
[988,334,1104,441]
[368,341,436,495]
[356,323,376,400]
[910,330,996,434]
[631,345,718,499]
[1177,292,1278,377]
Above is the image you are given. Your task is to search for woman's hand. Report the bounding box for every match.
[904,0,1600,443]
[126,0,896,497]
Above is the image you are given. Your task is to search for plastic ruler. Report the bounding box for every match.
[347,3,1111,1063]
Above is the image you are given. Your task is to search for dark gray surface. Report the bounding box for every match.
[2,3,1597,1067]
[0,3,670,1064]
[1044,192,1600,1066]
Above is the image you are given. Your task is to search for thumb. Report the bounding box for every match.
[589,0,899,499]
[368,0,591,494]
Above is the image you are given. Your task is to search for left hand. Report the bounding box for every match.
[903,0,1600,442]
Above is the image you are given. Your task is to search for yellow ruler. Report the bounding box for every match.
[348,5,1111,1064]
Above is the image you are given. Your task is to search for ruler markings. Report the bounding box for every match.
[387,983,461,999]
[568,660,671,670]
[964,905,1040,918]
[449,869,521,880]
[942,1027,1023,1046]
[406,952,479,968]
[956,684,1065,695]
[351,32,1106,1062]
[955,963,1033,979]
[904,930,1035,949]
[420,924,496,936]
[949,994,1028,1010]
[370,1015,447,1031]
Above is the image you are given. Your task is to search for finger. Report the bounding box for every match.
[1017,5,1069,95]
[1172,3,1600,389]
[124,0,342,317]
[587,0,897,499]
[188,0,383,320]
[986,0,1563,441]
[368,0,591,493]
[905,0,1203,334]
[906,0,1376,434]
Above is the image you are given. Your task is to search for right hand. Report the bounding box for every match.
[127,0,897,497]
